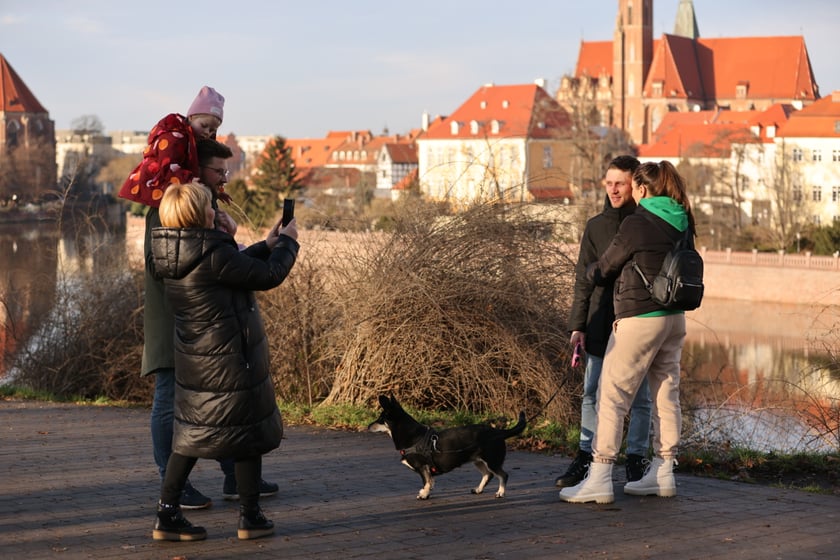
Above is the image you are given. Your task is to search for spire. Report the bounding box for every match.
[0,53,48,114]
[673,0,700,39]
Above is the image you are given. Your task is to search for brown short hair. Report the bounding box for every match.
[159,180,213,228]
[196,138,233,166]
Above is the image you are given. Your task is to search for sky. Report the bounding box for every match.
[2,1,839,139]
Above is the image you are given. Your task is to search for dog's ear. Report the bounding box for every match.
[378,395,390,408]
[388,394,399,407]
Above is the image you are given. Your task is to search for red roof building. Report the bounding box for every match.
[417,82,575,205]
[556,0,820,146]
[0,53,56,199]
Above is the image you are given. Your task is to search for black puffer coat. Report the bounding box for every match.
[567,195,636,357]
[151,227,299,460]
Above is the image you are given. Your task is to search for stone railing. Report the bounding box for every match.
[699,248,840,271]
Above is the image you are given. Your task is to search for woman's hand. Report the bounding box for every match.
[267,217,298,249]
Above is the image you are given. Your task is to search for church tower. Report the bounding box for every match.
[613,0,653,144]
[0,53,56,199]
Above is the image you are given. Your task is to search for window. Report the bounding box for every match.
[490,120,500,134]
[792,147,803,162]
[812,149,822,162]
[736,83,748,98]
[652,81,664,97]
[833,149,840,162]
[450,121,459,135]
[833,185,840,202]
[812,185,822,202]
[793,185,802,202]
[543,146,553,168]
[470,120,479,135]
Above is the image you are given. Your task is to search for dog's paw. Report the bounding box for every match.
[416,493,430,500]
[494,491,505,498]
[471,488,483,495]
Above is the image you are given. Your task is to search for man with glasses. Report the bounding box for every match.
[147,138,279,509]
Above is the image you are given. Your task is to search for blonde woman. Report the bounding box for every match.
[151,180,299,541]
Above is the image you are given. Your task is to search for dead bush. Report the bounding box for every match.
[319,202,579,422]
[259,253,343,406]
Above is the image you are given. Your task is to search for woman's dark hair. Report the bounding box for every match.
[633,160,696,233]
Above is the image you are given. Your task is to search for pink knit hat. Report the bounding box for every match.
[186,86,224,121]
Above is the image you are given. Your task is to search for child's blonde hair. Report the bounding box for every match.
[159,180,213,228]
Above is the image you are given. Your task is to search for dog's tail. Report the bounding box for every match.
[499,411,527,439]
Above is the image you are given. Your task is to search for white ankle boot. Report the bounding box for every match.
[624,457,677,497]
[558,461,614,504]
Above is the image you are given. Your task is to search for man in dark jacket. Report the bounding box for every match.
[555,155,652,488]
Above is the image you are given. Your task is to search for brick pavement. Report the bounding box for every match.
[1,400,837,559]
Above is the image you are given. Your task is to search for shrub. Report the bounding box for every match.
[319,202,579,423]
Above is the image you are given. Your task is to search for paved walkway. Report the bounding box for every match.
[1,400,837,559]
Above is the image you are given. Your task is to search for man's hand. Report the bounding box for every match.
[215,209,238,236]
[570,330,586,353]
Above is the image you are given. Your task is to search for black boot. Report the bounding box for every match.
[554,450,593,488]
[625,454,648,482]
[152,501,207,541]
[238,506,274,540]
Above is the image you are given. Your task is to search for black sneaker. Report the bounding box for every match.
[152,502,207,542]
[238,506,275,540]
[625,454,648,482]
[180,480,212,510]
[223,475,280,501]
[554,450,592,488]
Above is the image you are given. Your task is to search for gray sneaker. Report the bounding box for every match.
[180,480,212,510]
[223,474,279,500]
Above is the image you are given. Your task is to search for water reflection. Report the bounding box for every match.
[0,211,126,378]
[684,299,840,452]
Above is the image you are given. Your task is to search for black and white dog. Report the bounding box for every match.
[368,395,526,500]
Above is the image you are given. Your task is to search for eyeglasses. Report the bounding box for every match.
[202,166,229,179]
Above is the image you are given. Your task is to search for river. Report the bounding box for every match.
[1,217,838,453]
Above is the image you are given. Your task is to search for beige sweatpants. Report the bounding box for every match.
[592,313,686,464]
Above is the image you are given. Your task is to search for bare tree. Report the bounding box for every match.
[767,139,811,251]
[70,115,105,136]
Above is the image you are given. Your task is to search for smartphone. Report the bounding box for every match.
[281,198,295,226]
[571,342,583,368]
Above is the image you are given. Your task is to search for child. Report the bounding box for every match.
[150,180,299,541]
[119,85,227,207]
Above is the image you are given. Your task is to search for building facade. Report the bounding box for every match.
[556,0,820,146]
[417,82,575,207]
[0,54,56,202]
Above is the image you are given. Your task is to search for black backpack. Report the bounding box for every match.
[631,214,704,311]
